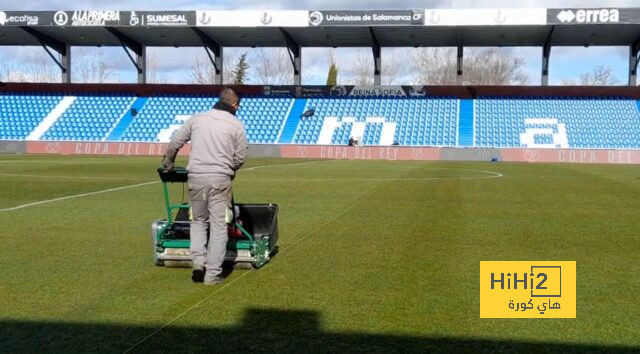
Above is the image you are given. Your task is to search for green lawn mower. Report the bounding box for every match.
[152,167,278,269]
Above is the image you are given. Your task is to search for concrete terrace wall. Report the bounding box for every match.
[3,141,638,164]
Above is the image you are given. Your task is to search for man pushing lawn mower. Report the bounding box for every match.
[162,87,247,286]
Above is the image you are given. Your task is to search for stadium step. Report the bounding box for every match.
[278,98,308,144]
[458,99,474,147]
[106,97,149,141]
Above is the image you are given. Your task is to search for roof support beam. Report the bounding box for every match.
[542,26,555,86]
[369,27,381,85]
[280,28,301,85]
[19,26,70,82]
[60,44,71,83]
[192,28,222,84]
[456,37,463,85]
[106,27,146,83]
[628,34,640,86]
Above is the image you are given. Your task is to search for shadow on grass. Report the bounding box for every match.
[2,308,637,353]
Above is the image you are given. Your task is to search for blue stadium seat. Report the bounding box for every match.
[474,97,640,149]
[3,92,640,149]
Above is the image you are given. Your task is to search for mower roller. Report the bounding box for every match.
[152,167,278,269]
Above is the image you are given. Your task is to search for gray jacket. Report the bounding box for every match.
[163,107,247,181]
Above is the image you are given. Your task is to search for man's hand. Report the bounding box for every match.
[161,156,174,172]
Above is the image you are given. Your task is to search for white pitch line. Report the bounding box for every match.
[0,181,158,212]
[121,172,387,354]
[125,163,504,352]
[121,163,329,354]
[240,159,326,172]
[241,175,503,182]
[121,270,253,353]
[0,173,152,181]
[0,159,127,164]
[240,169,504,182]
[0,161,322,212]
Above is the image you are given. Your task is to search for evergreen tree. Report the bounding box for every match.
[232,53,249,85]
[326,63,338,85]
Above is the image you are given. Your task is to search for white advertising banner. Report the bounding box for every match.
[424,8,546,26]
[196,10,308,27]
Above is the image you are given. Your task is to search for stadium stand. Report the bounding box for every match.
[475,97,640,149]
[40,94,135,141]
[0,93,63,140]
[1,91,640,149]
[292,97,459,146]
[119,95,292,144]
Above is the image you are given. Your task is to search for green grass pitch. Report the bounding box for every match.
[0,154,638,353]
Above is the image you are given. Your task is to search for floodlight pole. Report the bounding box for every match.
[105,27,146,84]
[369,28,381,86]
[629,35,640,86]
[542,26,555,86]
[19,27,70,83]
[456,39,463,85]
[192,28,223,84]
[280,28,301,85]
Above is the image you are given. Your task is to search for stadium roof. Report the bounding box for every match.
[1,8,639,85]
[0,9,639,47]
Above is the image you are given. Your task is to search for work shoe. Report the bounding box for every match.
[204,273,224,286]
[191,265,205,283]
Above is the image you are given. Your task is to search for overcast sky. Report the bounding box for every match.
[0,0,636,85]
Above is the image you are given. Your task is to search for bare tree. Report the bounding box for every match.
[579,65,620,86]
[146,52,167,84]
[464,48,528,85]
[223,52,239,84]
[73,48,120,83]
[0,59,27,82]
[189,55,215,84]
[0,52,59,83]
[24,53,59,83]
[411,47,528,85]
[344,50,408,85]
[381,53,404,85]
[411,48,458,85]
[253,48,291,85]
[189,51,239,85]
[345,51,373,85]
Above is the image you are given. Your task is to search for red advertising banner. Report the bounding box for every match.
[279,145,442,161]
[21,141,640,165]
[26,141,190,156]
[500,148,640,164]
